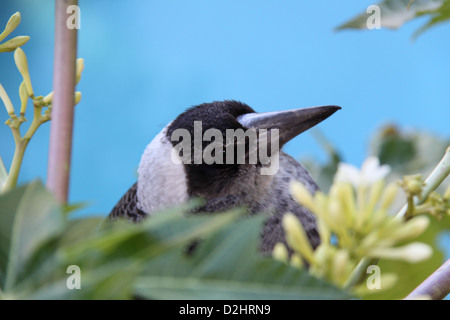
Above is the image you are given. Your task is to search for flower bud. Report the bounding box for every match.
[14,48,33,97]
[0,83,15,116]
[334,182,355,226]
[369,242,432,263]
[380,182,399,210]
[400,175,425,197]
[0,36,30,53]
[74,91,82,105]
[331,249,350,285]
[0,12,21,42]
[76,58,84,85]
[290,253,304,269]
[272,242,288,263]
[387,216,429,242]
[290,181,316,213]
[317,218,330,245]
[19,81,28,115]
[282,213,314,264]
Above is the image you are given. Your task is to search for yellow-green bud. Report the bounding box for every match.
[272,242,288,263]
[282,213,315,264]
[0,83,15,116]
[290,253,304,269]
[317,218,330,245]
[380,182,399,210]
[369,242,432,263]
[335,182,356,225]
[0,12,21,42]
[369,179,384,202]
[74,91,82,105]
[328,197,346,228]
[290,181,316,213]
[401,175,425,197]
[0,36,30,53]
[331,249,350,285]
[14,48,33,97]
[76,58,84,85]
[19,81,28,115]
[388,215,429,242]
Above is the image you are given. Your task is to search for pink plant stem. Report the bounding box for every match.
[405,259,450,300]
[47,0,78,203]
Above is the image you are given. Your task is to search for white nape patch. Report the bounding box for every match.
[137,126,188,215]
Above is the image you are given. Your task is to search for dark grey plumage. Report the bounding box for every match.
[109,183,146,223]
[109,101,339,254]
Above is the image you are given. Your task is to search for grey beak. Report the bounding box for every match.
[237,105,341,146]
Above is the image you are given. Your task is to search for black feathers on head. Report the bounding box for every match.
[166,100,257,198]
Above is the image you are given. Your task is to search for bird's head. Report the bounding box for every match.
[137,100,340,213]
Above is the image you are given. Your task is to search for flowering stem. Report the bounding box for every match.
[418,146,450,205]
[396,146,450,219]
[3,103,48,192]
[343,257,370,290]
[405,259,450,300]
[46,0,78,203]
[345,147,450,292]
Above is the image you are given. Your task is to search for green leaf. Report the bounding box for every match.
[369,125,450,194]
[5,201,241,299]
[135,216,350,300]
[336,0,446,32]
[413,0,450,38]
[0,181,64,292]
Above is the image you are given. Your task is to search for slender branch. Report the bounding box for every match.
[396,146,450,219]
[404,259,450,300]
[46,0,78,203]
[3,140,27,191]
[3,104,44,191]
[343,257,369,290]
[418,146,450,205]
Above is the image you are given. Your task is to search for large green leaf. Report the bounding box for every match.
[0,181,64,292]
[135,216,350,300]
[0,181,348,300]
[3,195,241,299]
[336,0,448,35]
[414,0,450,37]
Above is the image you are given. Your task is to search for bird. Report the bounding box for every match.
[109,100,340,254]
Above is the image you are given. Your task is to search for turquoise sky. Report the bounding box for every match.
[1,1,449,223]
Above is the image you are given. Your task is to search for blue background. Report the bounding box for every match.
[1,0,449,227]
